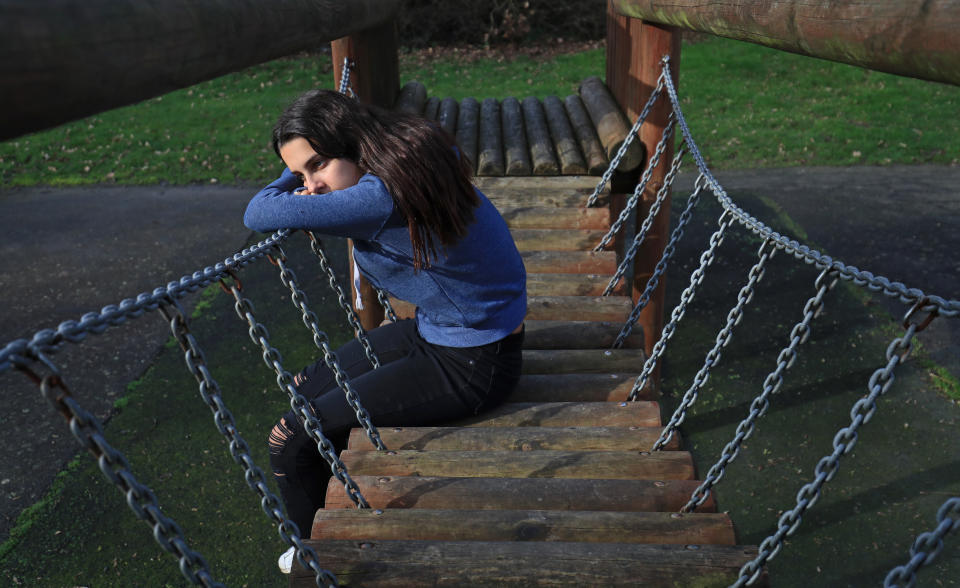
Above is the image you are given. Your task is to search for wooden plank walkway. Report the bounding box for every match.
[293,176,765,586]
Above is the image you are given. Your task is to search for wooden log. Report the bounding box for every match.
[521,250,617,274]
[456,97,480,172]
[451,401,660,428]
[437,97,458,136]
[525,274,611,297]
[422,96,440,120]
[564,94,610,175]
[331,19,399,110]
[293,540,765,587]
[508,373,651,402]
[0,0,402,141]
[521,348,646,374]
[580,76,644,171]
[497,206,610,230]
[340,449,695,480]
[509,228,610,252]
[543,95,589,175]
[394,80,427,114]
[521,97,560,175]
[312,508,733,544]
[500,97,532,176]
[323,475,717,512]
[613,0,960,87]
[526,295,632,323]
[348,425,678,451]
[477,98,505,176]
[523,320,644,349]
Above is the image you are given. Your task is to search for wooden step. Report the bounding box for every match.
[524,320,642,349]
[450,401,660,428]
[526,273,615,296]
[474,175,606,193]
[527,295,631,322]
[499,206,610,230]
[323,476,717,512]
[485,190,604,208]
[508,373,651,402]
[348,425,677,451]
[510,228,609,251]
[311,508,734,544]
[292,540,764,587]
[339,449,695,480]
[521,250,617,274]
[521,348,645,374]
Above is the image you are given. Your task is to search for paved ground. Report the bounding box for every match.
[0,165,958,548]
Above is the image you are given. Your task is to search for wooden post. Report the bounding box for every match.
[331,19,400,330]
[606,1,681,385]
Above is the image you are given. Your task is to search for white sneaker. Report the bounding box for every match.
[278,546,296,574]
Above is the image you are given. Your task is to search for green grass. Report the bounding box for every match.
[2,37,958,188]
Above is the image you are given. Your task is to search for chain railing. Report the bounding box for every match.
[884,496,960,588]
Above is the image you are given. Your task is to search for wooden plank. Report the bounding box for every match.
[292,540,766,587]
[394,80,427,114]
[523,320,643,349]
[323,476,717,512]
[580,76,644,171]
[543,94,588,175]
[474,176,605,192]
[340,449,695,480]
[456,97,479,173]
[311,508,734,545]
[477,97,504,176]
[527,295,631,322]
[498,206,610,230]
[521,348,646,374]
[451,401,660,428]
[521,250,617,274]
[521,97,560,175]
[501,97,532,176]
[564,94,610,175]
[484,189,600,208]
[437,97,458,136]
[347,425,678,451]
[526,273,611,297]
[509,373,650,402]
[510,228,609,251]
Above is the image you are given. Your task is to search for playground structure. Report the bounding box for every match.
[2,0,959,586]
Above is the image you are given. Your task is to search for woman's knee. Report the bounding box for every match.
[268,417,299,474]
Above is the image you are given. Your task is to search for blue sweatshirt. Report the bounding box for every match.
[244,169,527,347]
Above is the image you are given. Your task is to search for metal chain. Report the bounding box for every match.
[157,299,339,587]
[884,497,960,588]
[376,288,400,322]
[594,114,677,252]
[621,210,734,383]
[338,57,356,98]
[655,53,960,318]
[13,355,223,587]
[585,71,666,207]
[222,277,371,508]
[0,230,292,375]
[602,148,688,296]
[652,239,776,451]
[305,233,381,369]
[732,298,938,587]
[270,245,387,450]
[683,267,840,512]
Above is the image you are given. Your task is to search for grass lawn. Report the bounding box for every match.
[1,36,958,188]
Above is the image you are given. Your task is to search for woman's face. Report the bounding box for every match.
[279,137,362,194]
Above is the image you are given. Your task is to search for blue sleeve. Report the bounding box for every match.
[243,170,396,239]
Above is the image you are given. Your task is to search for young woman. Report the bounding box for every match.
[243,89,527,571]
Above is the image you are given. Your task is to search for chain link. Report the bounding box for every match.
[338,57,356,98]
[683,268,840,513]
[12,355,223,587]
[594,114,677,252]
[585,71,666,207]
[158,298,339,587]
[884,497,960,588]
[730,298,936,587]
[602,148,688,296]
[270,244,387,450]
[653,239,776,451]
[222,278,371,508]
[621,210,733,385]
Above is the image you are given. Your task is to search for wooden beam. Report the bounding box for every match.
[0,0,401,140]
[612,0,960,87]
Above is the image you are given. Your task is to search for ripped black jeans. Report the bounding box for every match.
[268,318,523,536]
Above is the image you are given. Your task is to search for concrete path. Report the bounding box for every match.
[0,166,958,549]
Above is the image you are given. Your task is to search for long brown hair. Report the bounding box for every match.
[272,89,478,270]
